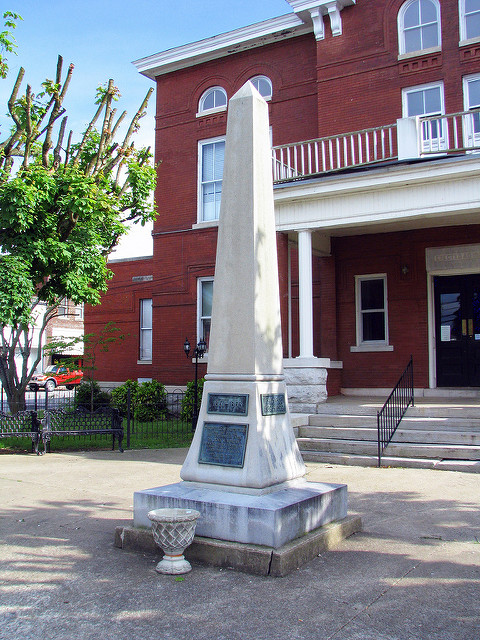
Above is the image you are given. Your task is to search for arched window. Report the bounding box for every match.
[250,75,273,100]
[198,87,227,114]
[398,0,441,55]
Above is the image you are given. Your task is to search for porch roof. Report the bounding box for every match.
[273,152,480,239]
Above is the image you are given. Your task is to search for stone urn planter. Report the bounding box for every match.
[148,508,201,574]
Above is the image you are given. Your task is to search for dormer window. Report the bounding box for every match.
[250,76,273,100]
[198,87,227,115]
[398,0,441,55]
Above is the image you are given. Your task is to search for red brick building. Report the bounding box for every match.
[86,0,480,409]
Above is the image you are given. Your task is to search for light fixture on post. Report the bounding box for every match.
[183,337,207,431]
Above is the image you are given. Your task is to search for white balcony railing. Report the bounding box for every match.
[420,108,480,155]
[272,123,397,183]
[272,109,480,184]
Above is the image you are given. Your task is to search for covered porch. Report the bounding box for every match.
[275,113,480,410]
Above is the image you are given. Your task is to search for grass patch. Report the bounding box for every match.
[0,418,193,453]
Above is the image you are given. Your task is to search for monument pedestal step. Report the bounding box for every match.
[134,480,348,549]
[115,514,362,577]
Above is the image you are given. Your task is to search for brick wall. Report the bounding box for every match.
[85,0,480,390]
[334,225,480,389]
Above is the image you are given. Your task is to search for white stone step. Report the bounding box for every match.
[300,450,480,472]
[299,425,480,446]
[297,436,480,460]
[309,413,480,429]
[313,399,480,419]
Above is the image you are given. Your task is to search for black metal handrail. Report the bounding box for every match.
[377,356,414,467]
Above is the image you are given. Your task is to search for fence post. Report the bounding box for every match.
[377,412,381,467]
[410,355,414,407]
[126,386,131,449]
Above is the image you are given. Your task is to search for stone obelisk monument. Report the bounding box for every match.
[133,82,349,552]
[180,81,306,490]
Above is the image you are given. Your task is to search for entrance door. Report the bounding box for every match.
[434,274,480,387]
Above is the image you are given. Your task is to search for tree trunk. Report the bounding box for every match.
[8,387,26,413]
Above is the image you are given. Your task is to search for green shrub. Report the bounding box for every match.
[135,380,168,421]
[181,378,205,421]
[111,379,138,416]
[75,381,111,411]
[111,379,168,421]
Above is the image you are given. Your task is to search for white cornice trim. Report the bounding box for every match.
[133,14,310,79]
[274,156,480,203]
[273,155,480,234]
[288,0,356,39]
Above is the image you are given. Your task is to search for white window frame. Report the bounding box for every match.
[402,81,446,152]
[250,75,273,101]
[197,136,226,224]
[197,86,228,117]
[57,298,68,316]
[139,298,152,363]
[351,274,393,352]
[459,0,480,43]
[197,277,214,351]
[463,73,480,147]
[398,0,441,56]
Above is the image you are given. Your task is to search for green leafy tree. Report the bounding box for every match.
[0,56,156,411]
[0,11,22,79]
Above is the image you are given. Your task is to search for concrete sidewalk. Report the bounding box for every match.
[0,448,479,640]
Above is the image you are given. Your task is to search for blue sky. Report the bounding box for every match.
[2,1,291,257]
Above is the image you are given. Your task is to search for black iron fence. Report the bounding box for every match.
[377,356,414,467]
[0,384,190,452]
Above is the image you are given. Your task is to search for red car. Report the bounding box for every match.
[29,365,83,392]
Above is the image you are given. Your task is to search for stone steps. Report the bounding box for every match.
[294,396,480,472]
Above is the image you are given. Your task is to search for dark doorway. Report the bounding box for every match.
[434,274,480,387]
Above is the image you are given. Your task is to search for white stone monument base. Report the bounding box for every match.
[134,480,347,549]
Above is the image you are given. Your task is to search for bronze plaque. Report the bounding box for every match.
[207,393,249,416]
[261,393,286,416]
[199,422,248,468]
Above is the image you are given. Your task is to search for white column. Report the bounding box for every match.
[298,229,314,359]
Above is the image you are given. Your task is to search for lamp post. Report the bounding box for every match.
[183,337,207,431]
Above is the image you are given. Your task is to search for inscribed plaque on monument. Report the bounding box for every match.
[261,393,286,416]
[198,422,249,468]
[207,393,249,416]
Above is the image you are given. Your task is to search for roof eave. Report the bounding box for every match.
[133,14,311,80]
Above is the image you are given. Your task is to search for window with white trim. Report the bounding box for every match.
[57,298,68,316]
[198,86,227,115]
[198,278,213,350]
[139,298,152,361]
[402,82,445,151]
[463,74,480,146]
[398,0,441,55]
[460,0,480,42]
[198,137,225,222]
[354,275,390,349]
[250,75,273,100]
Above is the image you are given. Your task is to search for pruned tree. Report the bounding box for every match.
[0,55,156,411]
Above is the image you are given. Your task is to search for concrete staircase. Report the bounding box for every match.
[293,395,480,472]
